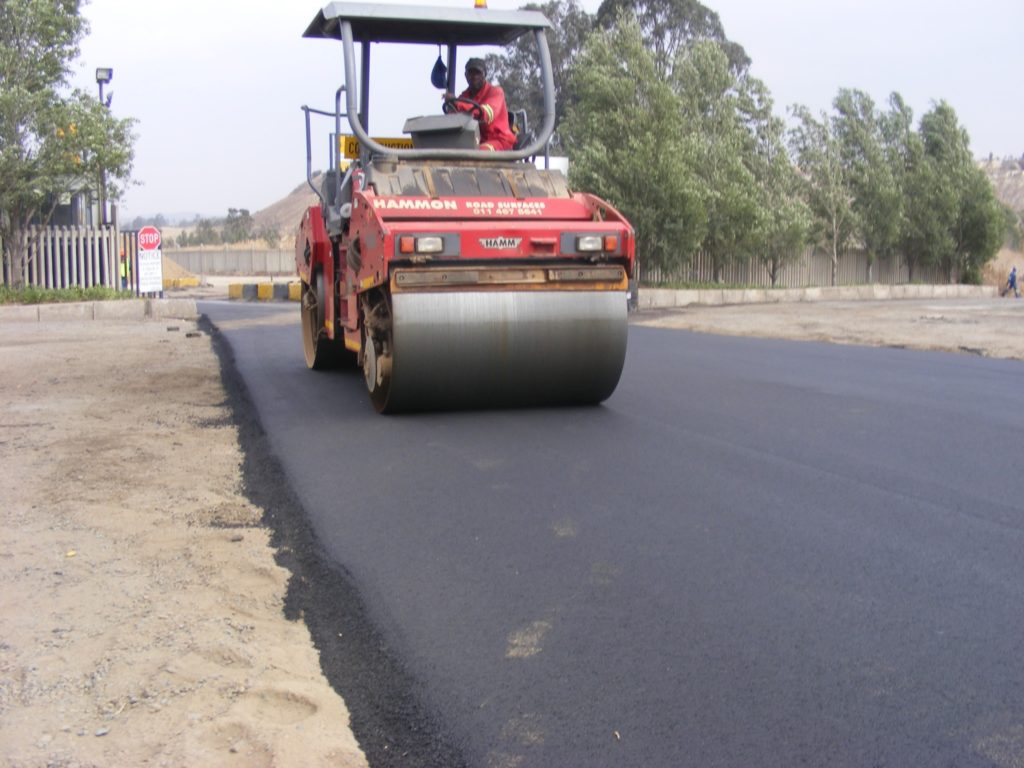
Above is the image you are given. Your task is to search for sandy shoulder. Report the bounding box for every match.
[0,319,367,768]
[633,297,1024,362]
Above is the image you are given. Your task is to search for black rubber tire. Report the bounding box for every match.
[301,270,350,370]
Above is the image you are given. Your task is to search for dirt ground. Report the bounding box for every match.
[0,317,368,768]
[635,296,1024,361]
[1,291,1022,768]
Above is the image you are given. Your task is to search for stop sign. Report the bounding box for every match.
[138,226,161,250]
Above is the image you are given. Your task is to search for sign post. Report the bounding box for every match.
[137,226,164,296]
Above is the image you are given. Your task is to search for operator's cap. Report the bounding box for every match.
[465,57,487,75]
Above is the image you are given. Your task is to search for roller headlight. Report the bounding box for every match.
[399,235,444,255]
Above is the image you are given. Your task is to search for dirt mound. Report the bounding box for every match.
[161,254,196,281]
[252,175,323,237]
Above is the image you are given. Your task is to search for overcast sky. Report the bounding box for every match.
[71,0,1024,221]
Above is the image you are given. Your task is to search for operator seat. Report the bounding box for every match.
[509,109,532,152]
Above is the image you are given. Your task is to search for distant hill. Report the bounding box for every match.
[980,156,1024,213]
[252,173,323,237]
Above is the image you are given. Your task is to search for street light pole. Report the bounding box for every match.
[95,68,113,226]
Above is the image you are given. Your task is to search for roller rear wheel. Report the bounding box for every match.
[301,270,351,369]
[361,291,395,412]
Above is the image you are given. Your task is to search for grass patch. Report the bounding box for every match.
[0,285,133,305]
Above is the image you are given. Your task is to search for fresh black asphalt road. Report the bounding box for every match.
[202,300,1024,768]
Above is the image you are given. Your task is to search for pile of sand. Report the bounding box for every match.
[161,254,197,281]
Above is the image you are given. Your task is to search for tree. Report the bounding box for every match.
[257,224,281,249]
[130,213,167,229]
[595,0,749,79]
[832,89,901,282]
[192,218,221,246]
[674,41,759,281]
[740,78,810,285]
[917,102,1002,283]
[223,208,253,244]
[488,0,593,148]
[954,171,1008,283]
[789,105,854,286]
[560,16,704,275]
[893,101,1000,284]
[899,132,955,282]
[0,0,135,287]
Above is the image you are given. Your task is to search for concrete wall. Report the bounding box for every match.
[641,247,957,289]
[165,248,294,276]
[636,283,997,310]
[0,298,198,322]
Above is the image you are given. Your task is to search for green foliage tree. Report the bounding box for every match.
[488,0,593,148]
[894,101,1002,284]
[223,207,253,244]
[129,213,168,229]
[192,218,221,246]
[257,224,281,249]
[918,102,1003,282]
[832,89,901,281]
[674,41,763,282]
[740,78,811,285]
[0,0,135,287]
[789,105,854,286]
[900,135,955,282]
[560,16,704,274]
[954,171,1009,283]
[595,0,749,78]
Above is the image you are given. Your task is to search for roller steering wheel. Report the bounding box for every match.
[442,95,484,120]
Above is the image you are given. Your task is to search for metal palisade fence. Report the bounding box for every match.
[0,226,136,290]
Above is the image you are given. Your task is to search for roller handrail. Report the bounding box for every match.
[303,87,359,213]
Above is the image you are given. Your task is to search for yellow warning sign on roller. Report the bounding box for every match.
[340,135,414,159]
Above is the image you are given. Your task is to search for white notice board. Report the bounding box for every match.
[138,249,164,293]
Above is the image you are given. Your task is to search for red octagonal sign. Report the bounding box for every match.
[138,226,161,251]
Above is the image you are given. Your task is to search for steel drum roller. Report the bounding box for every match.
[381,290,627,412]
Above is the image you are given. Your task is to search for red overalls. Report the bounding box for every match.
[456,80,515,151]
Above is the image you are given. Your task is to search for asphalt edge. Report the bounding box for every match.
[198,312,468,768]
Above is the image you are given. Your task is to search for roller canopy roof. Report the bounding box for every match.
[304,2,551,45]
